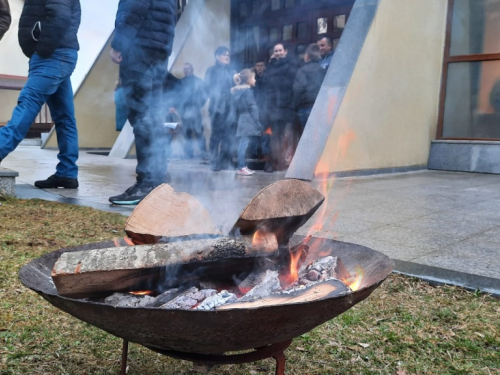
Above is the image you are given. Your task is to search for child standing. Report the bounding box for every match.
[232,69,262,176]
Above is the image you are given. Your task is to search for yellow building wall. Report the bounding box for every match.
[0,90,20,123]
[317,0,447,174]
[169,0,231,79]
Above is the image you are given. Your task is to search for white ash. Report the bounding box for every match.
[301,256,352,284]
[148,288,180,307]
[195,290,237,310]
[238,270,281,302]
[104,293,155,308]
[159,287,217,310]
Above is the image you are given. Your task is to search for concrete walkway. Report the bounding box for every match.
[2,145,500,296]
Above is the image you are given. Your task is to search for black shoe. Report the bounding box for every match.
[264,162,274,173]
[34,174,79,189]
[109,183,154,205]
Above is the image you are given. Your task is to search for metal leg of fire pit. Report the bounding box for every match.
[273,351,286,375]
[145,339,293,374]
[120,340,129,375]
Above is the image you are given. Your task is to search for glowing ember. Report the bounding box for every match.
[345,266,365,292]
[128,291,153,296]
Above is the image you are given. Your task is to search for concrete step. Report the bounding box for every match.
[0,167,19,196]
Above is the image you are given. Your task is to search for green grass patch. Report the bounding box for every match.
[0,198,499,374]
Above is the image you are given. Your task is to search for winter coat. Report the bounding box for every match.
[320,50,334,70]
[232,85,262,138]
[18,0,81,58]
[112,0,176,58]
[205,62,235,116]
[293,61,326,110]
[264,56,298,123]
[253,73,267,123]
[0,0,11,41]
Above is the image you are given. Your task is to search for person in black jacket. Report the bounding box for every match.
[0,0,11,40]
[293,43,326,133]
[0,0,81,189]
[108,0,176,205]
[205,46,236,171]
[264,43,298,170]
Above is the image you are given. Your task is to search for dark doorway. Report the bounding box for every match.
[231,0,355,69]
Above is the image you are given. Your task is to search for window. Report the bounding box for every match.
[271,0,280,11]
[438,0,500,139]
[334,15,346,30]
[283,24,293,40]
[317,17,328,34]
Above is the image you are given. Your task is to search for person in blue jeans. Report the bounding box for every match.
[0,0,81,189]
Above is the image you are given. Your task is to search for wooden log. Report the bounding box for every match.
[125,184,220,244]
[52,235,278,298]
[230,180,324,244]
[217,279,350,310]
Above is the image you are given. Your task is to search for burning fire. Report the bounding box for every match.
[264,127,272,136]
[128,290,153,296]
[113,237,135,247]
[345,266,365,292]
[252,228,275,248]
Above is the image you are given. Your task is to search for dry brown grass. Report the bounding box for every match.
[0,198,499,374]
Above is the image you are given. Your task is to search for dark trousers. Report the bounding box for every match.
[120,51,169,186]
[182,115,206,158]
[209,111,234,169]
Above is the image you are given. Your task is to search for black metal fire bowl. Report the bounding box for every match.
[19,236,394,354]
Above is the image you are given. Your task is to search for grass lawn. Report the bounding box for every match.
[0,198,499,374]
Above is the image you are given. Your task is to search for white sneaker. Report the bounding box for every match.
[237,167,254,176]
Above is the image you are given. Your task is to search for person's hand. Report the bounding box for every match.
[110,48,122,64]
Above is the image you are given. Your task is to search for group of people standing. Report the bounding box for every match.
[0,0,334,205]
[198,35,334,176]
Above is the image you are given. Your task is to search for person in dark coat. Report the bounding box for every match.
[253,61,273,172]
[0,0,11,40]
[317,35,334,70]
[232,69,261,176]
[205,46,236,171]
[108,0,176,205]
[178,63,208,159]
[264,43,298,170]
[0,0,81,190]
[293,43,326,132]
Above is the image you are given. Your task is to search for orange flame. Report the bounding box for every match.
[113,237,135,247]
[128,290,153,296]
[264,127,272,136]
[345,266,365,292]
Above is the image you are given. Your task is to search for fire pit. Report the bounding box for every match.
[18,181,394,374]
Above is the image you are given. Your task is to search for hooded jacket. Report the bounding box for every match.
[232,85,262,138]
[293,60,326,110]
[112,0,176,58]
[18,0,81,58]
[0,0,11,41]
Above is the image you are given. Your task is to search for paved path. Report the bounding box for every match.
[3,145,499,296]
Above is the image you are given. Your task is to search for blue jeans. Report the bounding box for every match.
[120,49,169,186]
[238,136,256,169]
[0,49,79,178]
